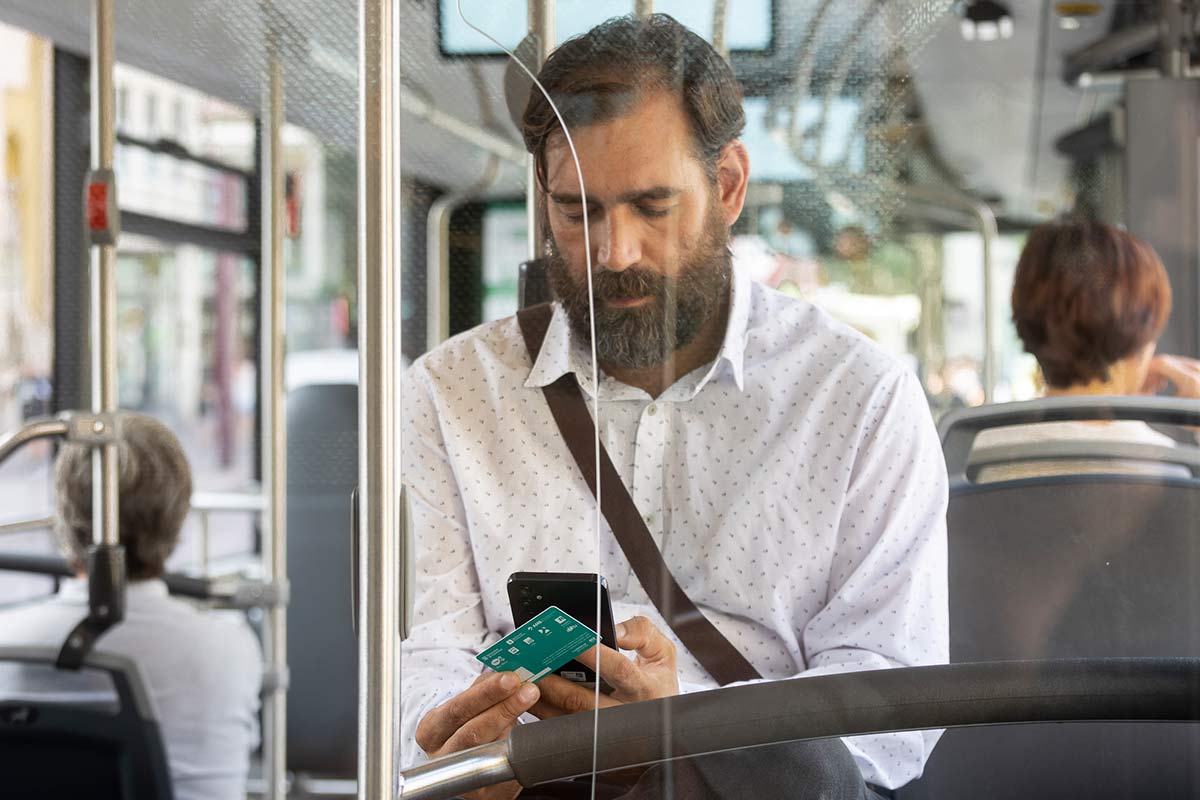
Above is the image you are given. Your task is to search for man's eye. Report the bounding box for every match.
[639,206,672,219]
[559,207,590,223]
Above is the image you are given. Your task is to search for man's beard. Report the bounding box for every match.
[546,204,732,371]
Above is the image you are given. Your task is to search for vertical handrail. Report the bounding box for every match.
[426,156,503,349]
[525,1,555,260]
[903,184,999,402]
[711,0,729,58]
[90,0,119,552]
[260,31,289,800]
[358,0,401,797]
[635,0,654,19]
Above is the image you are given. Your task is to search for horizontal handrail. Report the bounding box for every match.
[0,552,281,608]
[190,490,267,514]
[940,397,1200,483]
[0,494,265,536]
[969,439,1200,479]
[0,513,55,537]
[0,417,69,467]
[399,657,1200,799]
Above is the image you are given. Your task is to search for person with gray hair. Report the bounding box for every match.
[0,413,263,800]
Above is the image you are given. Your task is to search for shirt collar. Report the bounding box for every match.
[58,577,170,603]
[523,264,752,396]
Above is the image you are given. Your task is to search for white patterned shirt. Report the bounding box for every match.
[400,265,949,789]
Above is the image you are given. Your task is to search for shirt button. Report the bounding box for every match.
[644,513,655,526]
[647,404,658,416]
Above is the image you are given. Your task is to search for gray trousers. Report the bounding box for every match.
[520,738,885,800]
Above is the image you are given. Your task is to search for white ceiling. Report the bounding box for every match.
[910,1,1121,219]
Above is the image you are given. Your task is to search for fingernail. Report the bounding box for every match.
[499,673,519,691]
[518,684,539,703]
[616,623,627,638]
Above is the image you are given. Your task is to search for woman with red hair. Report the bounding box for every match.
[978,217,1200,480]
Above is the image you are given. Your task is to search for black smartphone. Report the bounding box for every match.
[507,571,618,691]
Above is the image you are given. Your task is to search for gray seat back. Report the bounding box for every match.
[900,397,1200,799]
[0,646,174,800]
[285,383,359,777]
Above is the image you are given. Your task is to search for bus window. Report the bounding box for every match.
[0,22,54,607]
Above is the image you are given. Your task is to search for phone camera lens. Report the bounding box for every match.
[536,594,543,601]
[520,586,531,596]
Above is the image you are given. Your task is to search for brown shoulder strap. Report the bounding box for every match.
[516,303,762,686]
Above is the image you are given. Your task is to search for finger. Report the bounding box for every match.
[416,672,523,753]
[443,682,541,752]
[1150,355,1194,383]
[1150,355,1200,396]
[571,643,642,693]
[1160,354,1200,373]
[616,616,677,663]
[535,675,620,715]
[529,698,567,720]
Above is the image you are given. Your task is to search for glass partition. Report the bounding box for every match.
[1,0,1199,798]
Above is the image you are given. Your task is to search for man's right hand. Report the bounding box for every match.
[414,672,540,800]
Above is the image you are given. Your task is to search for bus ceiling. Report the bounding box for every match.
[0,0,1192,213]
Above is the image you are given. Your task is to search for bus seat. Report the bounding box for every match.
[285,382,359,778]
[967,438,1200,481]
[519,258,552,309]
[0,646,174,800]
[898,399,1200,799]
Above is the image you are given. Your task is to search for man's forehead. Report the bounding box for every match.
[543,90,702,198]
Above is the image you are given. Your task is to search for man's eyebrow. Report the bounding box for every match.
[549,187,682,205]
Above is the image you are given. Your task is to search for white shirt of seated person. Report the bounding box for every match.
[0,577,262,800]
[400,257,949,789]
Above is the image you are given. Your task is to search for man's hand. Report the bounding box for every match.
[1142,354,1200,399]
[415,671,540,800]
[531,616,679,719]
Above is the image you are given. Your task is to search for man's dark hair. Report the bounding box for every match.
[522,14,745,188]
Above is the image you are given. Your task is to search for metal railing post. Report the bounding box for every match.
[903,185,999,402]
[635,0,654,18]
[260,31,289,800]
[526,0,555,260]
[358,0,401,797]
[90,0,119,553]
[426,156,502,349]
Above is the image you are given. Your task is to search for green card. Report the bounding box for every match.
[476,605,599,683]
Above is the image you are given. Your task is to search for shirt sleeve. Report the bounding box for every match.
[398,365,493,767]
[799,366,949,788]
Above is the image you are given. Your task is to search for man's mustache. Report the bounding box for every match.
[589,267,670,302]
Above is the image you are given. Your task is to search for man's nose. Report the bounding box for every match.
[596,211,642,272]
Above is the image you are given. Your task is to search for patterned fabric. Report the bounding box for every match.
[400,265,948,789]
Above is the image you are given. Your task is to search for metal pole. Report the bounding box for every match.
[712,0,729,58]
[635,0,654,18]
[526,0,555,260]
[426,156,502,349]
[90,0,119,550]
[1161,0,1188,78]
[260,34,289,800]
[902,185,998,402]
[358,0,401,796]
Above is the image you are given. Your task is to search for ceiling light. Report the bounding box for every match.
[960,1,1014,42]
[1059,16,1082,30]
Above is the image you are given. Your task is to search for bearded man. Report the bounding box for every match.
[399,14,947,800]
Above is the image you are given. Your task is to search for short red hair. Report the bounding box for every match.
[1012,218,1172,389]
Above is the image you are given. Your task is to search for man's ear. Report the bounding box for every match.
[715,141,750,227]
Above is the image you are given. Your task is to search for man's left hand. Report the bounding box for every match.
[530,616,679,718]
